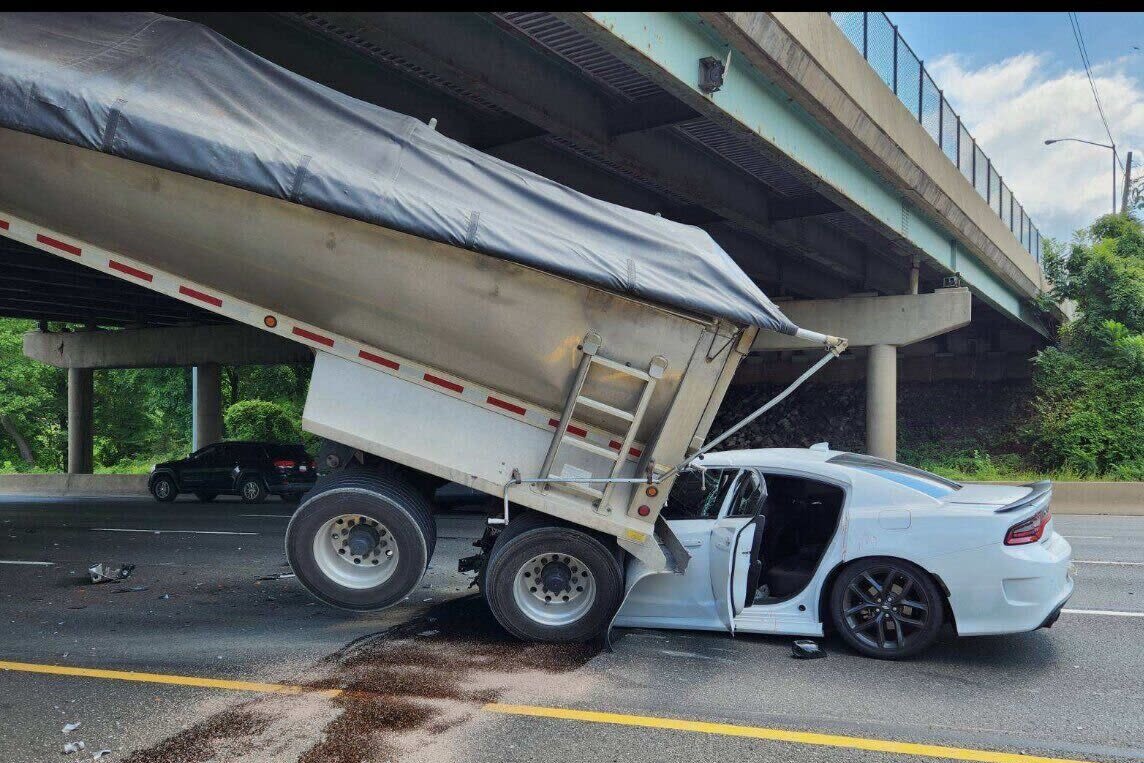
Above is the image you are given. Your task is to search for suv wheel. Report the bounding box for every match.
[239,476,267,504]
[151,475,177,503]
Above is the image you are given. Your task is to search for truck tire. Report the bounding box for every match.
[286,469,436,611]
[484,516,623,642]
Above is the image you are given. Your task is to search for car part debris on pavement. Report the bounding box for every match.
[92,750,112,760]
[62,722,80,734]
[792,639,826,659]
[63,740,85,754]
[87,563,134,584]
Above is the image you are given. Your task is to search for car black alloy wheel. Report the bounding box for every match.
[832,558,943,659]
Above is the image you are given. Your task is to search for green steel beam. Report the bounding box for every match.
[582,11,1034,331]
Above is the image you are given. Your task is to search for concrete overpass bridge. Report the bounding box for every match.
[2,12,1056,470]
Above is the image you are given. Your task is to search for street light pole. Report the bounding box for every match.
[1044,137,1118,215]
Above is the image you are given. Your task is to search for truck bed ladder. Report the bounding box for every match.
[539,332,667,512]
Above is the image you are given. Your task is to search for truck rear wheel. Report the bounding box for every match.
[286,469,435,611]
[484,517,622,642]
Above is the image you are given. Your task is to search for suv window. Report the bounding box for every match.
[828,452,960,498]
[233,443,267,462]
[662,469,739,520]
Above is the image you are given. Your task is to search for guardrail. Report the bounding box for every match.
[831,12,1043,263]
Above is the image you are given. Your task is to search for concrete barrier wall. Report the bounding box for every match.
[973,481,1144,517]
[0,473,148,497]
[0,473,1139,514]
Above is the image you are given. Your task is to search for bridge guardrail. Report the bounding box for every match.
[831,12,1043,263]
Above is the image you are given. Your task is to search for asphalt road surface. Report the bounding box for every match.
[1,495,1141,763]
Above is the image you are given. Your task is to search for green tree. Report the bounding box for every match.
[1027,213,1144,476]
[224,399,301,443]
[0,319,66,471]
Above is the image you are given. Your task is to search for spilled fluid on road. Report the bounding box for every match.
[121,595,602,763]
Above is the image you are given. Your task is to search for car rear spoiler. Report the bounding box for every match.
[995,480,1052,513]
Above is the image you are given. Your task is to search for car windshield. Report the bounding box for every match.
[828,453,960,498]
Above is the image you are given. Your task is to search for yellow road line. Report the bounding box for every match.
[484,703,1094,763]
[0,660,342,698]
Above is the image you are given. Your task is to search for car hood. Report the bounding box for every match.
[942,483,1032,508]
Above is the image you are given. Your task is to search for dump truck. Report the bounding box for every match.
[0,13,844,642]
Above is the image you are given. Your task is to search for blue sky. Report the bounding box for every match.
[886,13,1144,240]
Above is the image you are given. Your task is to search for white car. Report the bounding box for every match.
[614,446,1074,659]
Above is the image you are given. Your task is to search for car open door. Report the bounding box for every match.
[710,470,766,632]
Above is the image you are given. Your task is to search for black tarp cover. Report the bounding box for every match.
[0,12,798,333]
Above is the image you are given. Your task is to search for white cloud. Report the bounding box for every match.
[927,52,1144,240]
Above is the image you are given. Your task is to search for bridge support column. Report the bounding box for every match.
[865,344,897,461]
[192,363,223,451]
[67,367,93,474]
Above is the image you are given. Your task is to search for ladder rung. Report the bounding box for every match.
[574,396,635,421]
[548,481,604,500]
[562,435,622,461]
[590,355,652,381]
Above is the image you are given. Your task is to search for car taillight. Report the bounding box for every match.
[273,459,297,470]
[1005,508,1050,545]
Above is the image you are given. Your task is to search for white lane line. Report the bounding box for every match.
[90,528,259,536]
[0,560,54,566]
[238,514,293,519]
[1074,559,1144,566]
[1063,608,1144,618]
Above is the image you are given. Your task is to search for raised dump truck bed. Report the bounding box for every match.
[0,12,840,641]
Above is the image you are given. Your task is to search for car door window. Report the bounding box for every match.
[662,469,739,520]
[727,471,764,518]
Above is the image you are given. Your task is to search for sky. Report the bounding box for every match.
[889,12,1144,241]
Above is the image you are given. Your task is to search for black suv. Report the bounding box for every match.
[148,441,317,503]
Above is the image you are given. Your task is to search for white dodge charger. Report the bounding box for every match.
[615,446,1074,659]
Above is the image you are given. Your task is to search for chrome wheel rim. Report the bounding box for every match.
[242,480,260,500]
[842,565,931,652]
[312,514,398,589]
[512,552,595,627]
[155,480,171,499]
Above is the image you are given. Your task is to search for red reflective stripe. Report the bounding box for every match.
[36,234,80,256]
[629,447,642,458]
[0,220,9,230]
[292,326,334,347]
[566,424,587,438]
[108,260,153,282]
[609,440,622,450]
[424,373,463,393]
[487,396,526,416]
[178,285,222,307]
[358,349,399,370]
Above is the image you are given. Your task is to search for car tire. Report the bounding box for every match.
[239,476,267,504]
[195,492,218,503]
[830,557,944,660]
[484,518,622,643]
[150,475,177,503]
[285,469,436,611]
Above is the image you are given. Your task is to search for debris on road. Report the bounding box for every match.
[62,722,81,734]
[85,565,134,590]
[255,572,296,581]
[63,740,85,754]
[87,563,135,584]
[791,639,826,659]
[92,750,112,760]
